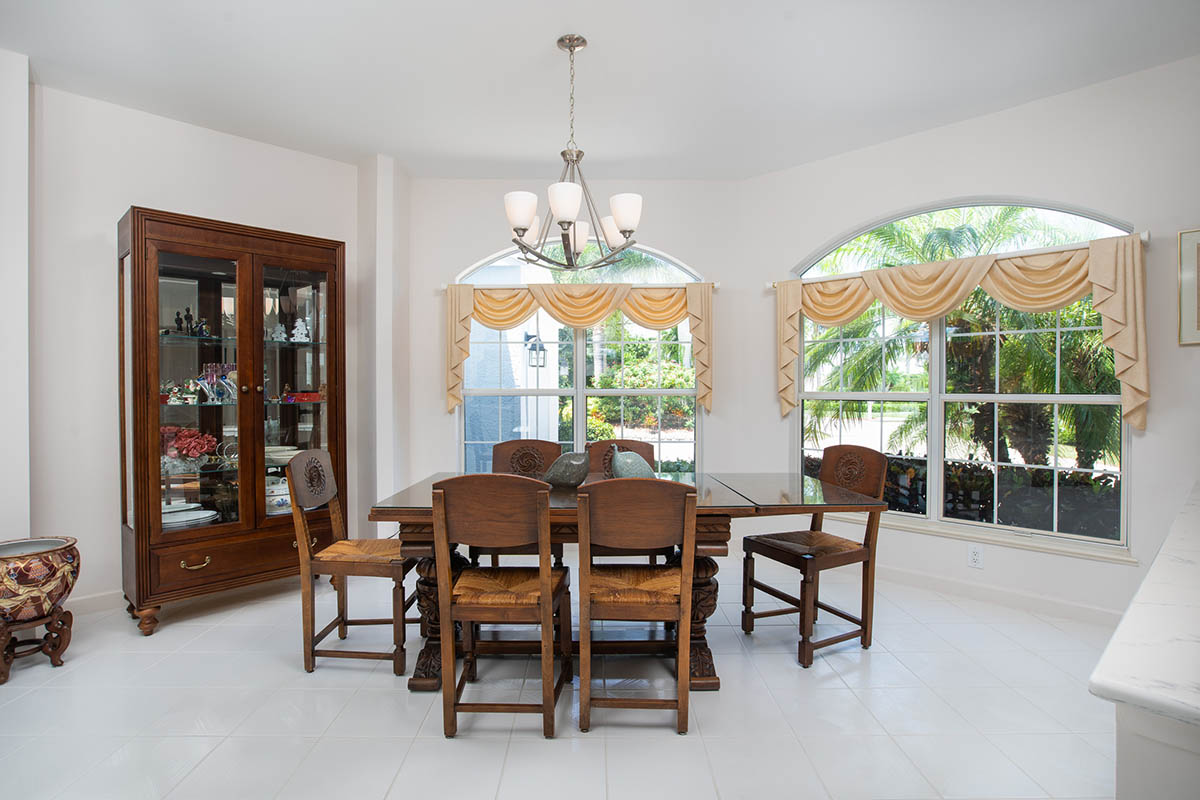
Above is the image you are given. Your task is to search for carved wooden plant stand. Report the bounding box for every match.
[0,607,74,685]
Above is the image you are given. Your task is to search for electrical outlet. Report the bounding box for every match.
[967,542,984,569]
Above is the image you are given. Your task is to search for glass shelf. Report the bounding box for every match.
[160,401,239,407]
[159,466,238,479]
[159,334,237,346]
[265,400,325,405]
[264,339,327,347]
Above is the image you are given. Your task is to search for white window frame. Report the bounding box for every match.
[789,200,1135,560]
[457,246,704,473]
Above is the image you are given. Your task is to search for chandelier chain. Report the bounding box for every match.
[567,44,576,150]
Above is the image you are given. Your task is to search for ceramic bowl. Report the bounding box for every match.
[0,537,80,624]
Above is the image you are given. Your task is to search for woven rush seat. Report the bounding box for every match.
[590,565,682,604]
[745,530,865,561]
[316,539,406,563]
[452,567,569,606]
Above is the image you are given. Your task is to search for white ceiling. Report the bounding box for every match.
[3,0,1199,179]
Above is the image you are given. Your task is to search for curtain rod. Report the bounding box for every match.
[438,282,719,292]
[764,231,1150,290]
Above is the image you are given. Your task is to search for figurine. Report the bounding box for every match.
[196,317,211,338]
[290,318,311,343]
[270,322,288,342]
[184,307,194,336]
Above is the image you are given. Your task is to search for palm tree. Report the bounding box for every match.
[803,206,1121,472]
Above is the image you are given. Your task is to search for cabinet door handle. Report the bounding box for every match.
[179,556,212,571]
[240,385,249,394]
[256,386,264,393]
[292,537,318,550]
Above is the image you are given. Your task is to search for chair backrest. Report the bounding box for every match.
[285,449,343,566]
[577,478,696,553]
[492,439,563,476]
[818,444,888,501]
[432,473,551,550]
[586,439,656,477]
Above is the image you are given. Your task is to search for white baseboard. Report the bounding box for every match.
[876,563,1124,626]
[64,589,127,616]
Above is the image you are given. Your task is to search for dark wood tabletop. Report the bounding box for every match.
[368,471,886,523]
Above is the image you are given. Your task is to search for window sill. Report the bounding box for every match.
[820,511,1138,566]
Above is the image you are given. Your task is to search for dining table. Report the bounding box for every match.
[368,471,887,692]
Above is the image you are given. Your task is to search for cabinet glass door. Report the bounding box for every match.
[155,247,248,536]
[260,265,330,521]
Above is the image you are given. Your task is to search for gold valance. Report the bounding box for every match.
[776,234,1148,429]
[447,283,714,413]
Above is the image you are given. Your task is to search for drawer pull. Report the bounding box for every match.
[292,537,318,550]
[179,556,212,571]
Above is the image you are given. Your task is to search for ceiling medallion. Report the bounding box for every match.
[503,34,643,271]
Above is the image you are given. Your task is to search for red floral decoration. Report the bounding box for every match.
[160,426,217,459]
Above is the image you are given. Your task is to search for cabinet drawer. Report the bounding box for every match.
[150,527,331,593]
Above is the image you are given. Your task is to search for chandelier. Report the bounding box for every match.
[503,34,642,271]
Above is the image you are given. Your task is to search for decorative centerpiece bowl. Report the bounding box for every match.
[0,537,79,683]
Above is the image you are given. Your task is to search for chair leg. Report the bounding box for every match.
[559,591,573,678]
[540,601,555,738]
[335,576,348,639]
[741,550,755,633]
[798,570,817,668]
[441,614,458,738]
[462,621,477,682]
[861,558,875,649]
[301,569,316,673]
[579,600,592,733]
[392,578,406,676]
[489,554,500,568]
[677,609,691,735]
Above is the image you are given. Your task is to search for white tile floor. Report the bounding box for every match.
[0,550,1119,799]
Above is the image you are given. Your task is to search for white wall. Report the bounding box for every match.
[0,50,30,538]
[403,56,1200,615]
[735,55,1200,614]
[28,85,360,601]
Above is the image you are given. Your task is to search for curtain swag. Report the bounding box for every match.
[447,282,714,413]
[775,234,1148,429]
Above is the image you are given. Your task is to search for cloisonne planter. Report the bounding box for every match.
[0,537,80,624]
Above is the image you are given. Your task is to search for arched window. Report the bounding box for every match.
[796,204,1128,544]
[459,245,701,473]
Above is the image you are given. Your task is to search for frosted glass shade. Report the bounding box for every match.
[609,193,642,233]
[504,191,538,231]
[548,182,583,221]
[569,220,590,255]
[600,215,624,249]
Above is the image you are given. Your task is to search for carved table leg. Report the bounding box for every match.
[0,623,12,685]
[41,608,73,667]
[408,550,468,691]
[133,606,160,636]
[688,556,721,691]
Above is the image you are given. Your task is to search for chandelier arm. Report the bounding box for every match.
[573,161,609,259]
[512,238,573,270]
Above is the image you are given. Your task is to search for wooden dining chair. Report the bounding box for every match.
[577,478,696,734]
[433,474,572,738]
[584,439,674,567]
[286,449,417,675]
[492,439,564,476]
[740,444,887,667]
[468,439,566,569]
[585,438,656,477]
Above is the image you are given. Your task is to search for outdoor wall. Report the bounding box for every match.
[0,50,30,539]
[28,85,360,603]
[404,55,1200,616]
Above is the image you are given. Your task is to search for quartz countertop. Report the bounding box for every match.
[1089,481,1200,725]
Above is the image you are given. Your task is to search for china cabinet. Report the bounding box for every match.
[118,207,346,634]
